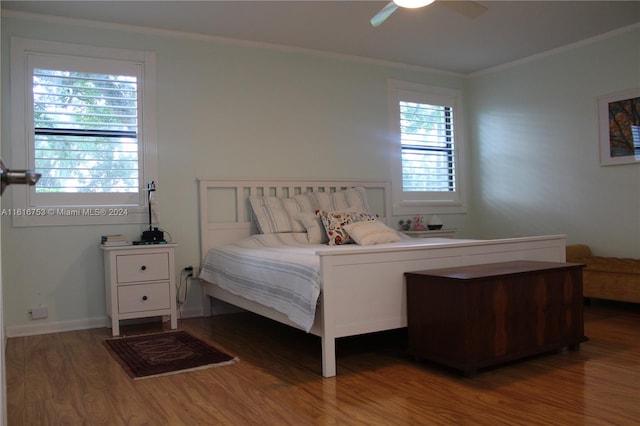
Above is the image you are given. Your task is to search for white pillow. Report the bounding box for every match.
[319,210,378,245]
[297,212,328,244]
[310,187,371,213]
[342,220,402,245]
[249,197,306,234]
[249,186,372,234]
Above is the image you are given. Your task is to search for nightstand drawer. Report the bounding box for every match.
[116,253,169,283]
[118,282,171,314]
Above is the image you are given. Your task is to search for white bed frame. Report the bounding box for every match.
[198,178,567,377]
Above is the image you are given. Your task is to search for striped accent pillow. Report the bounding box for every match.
[249,197,307,234]
[249,187,371,234]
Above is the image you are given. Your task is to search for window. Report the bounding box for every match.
[33,69,139,195]
[400,101,455,192]
[388,80,466,215]
[10,38,157,226]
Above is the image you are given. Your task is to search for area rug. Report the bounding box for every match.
[104,330,237,380]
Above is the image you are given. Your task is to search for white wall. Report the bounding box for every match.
[1,14,468,332]
[467,26,640,258]
[2,13,638,333]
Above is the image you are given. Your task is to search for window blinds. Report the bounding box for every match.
[32,68,139,193]
[399,101,455,192]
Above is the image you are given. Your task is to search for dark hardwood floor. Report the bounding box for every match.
[6,300,639,425]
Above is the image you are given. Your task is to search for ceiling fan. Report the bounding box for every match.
[370,0,487,27]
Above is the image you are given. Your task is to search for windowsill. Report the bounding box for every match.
[393,202,466,216]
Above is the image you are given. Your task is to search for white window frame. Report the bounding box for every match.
[388,80,467,216]
[10,38,157,226]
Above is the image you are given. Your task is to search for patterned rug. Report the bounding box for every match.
[104,330,237,379]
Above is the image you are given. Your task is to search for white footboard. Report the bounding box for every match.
[314,234,566,377]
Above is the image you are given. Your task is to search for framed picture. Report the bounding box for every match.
[598,89,640,166]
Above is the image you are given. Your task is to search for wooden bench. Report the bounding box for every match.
[566,244,640,304]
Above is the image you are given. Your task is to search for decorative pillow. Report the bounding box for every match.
[249,187,372,235]
[310,187,371,213]
[342,220,402,245]
[249,197,306,234]
[297,211,328,244]
[319,210,378,245]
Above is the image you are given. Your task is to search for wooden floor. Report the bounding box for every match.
[6,300,639,425]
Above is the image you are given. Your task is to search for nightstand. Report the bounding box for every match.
[101,243,178,336]
[403,229,456,238]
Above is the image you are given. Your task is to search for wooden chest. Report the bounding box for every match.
[405,261,588,376]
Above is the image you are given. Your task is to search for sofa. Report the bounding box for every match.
[566,244,640,304]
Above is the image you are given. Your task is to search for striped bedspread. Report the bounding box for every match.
[199,233,324,332]
[199,233,466,331]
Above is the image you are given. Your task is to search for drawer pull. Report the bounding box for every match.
[142,295,148,301]
[141,265,147,271]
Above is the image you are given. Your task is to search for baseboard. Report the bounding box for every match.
[177,306,203,319]
[6,308,237,338]
[5,316,107,338]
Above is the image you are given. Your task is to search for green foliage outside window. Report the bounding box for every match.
[399,101,455,192]
[33,69,139,193]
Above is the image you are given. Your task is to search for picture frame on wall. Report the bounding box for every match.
[598,89,640,166]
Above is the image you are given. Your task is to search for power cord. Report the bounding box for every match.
[177,267,193,317]
[157,227,173,243]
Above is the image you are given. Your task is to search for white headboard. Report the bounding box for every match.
[198,178,391,259]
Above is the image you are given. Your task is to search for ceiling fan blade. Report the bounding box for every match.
[440,1,487,19]
[370,2,399,27]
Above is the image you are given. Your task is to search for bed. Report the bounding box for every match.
[198,178,567,377]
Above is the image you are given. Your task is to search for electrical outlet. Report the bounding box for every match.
[29,306,48,320]
[183,265,198,277]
